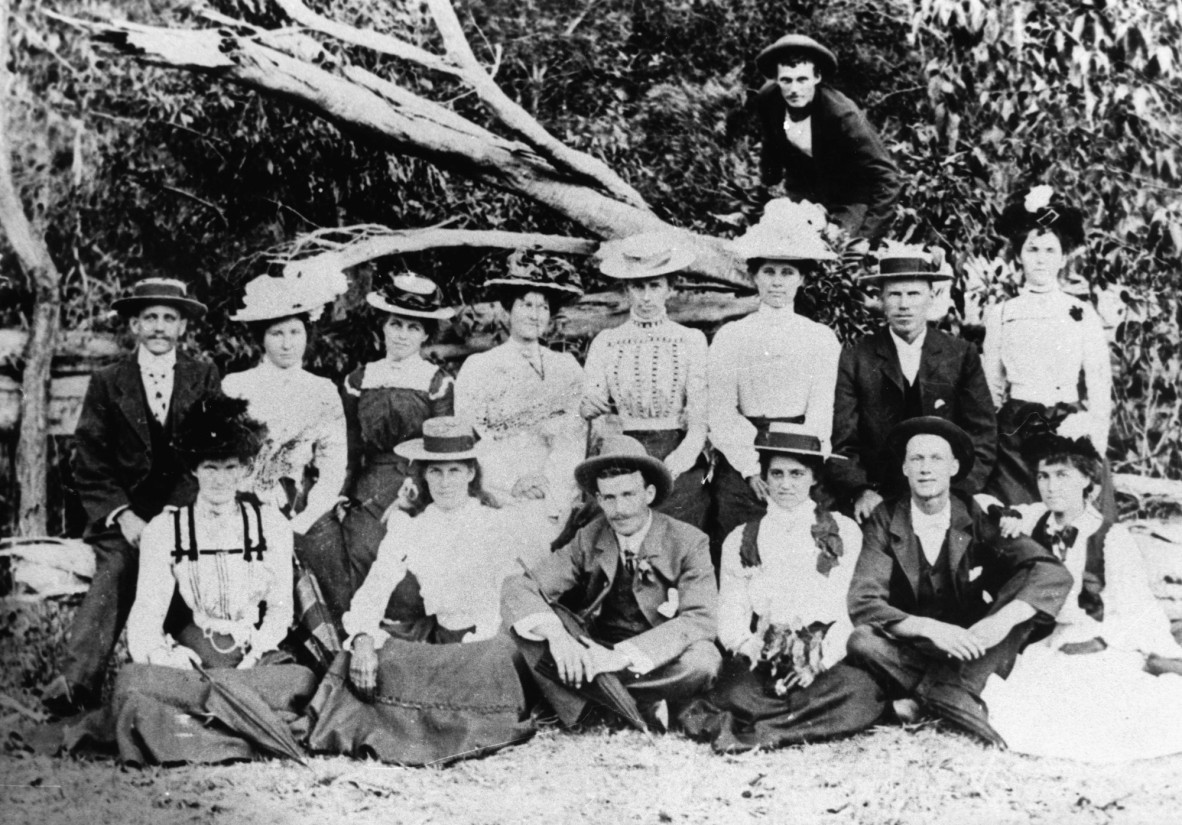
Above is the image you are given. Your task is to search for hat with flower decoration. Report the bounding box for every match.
[996,185,1086,251]
[732,198,837,262]
[860,241,954,284]
[483,250,585,303]
[230,265,349,323]
[366,272,456,320]
[172,394,268,464]
[597,232,697,280]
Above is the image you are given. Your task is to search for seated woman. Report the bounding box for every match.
[982,434,1182,762]
[305,417,546,765]
[680,423,863,752]
[112,395,317,764]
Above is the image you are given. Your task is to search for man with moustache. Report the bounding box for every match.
[829,245,997,521]
[502,435,720,731]
[752,34,902,244]
[42,278,220,715]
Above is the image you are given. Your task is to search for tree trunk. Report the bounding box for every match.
[0,0,64,535]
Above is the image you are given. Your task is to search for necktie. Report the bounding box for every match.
[620,538,636,574]
[1049,525,1079,560]
[143,368,170,423]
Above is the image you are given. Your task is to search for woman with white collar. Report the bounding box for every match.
[454,258,586,541]
[982,434,1182,762]
[223,269,350,618]
[680,423,862,752]
[581,233,709,529]
[340,272,457,583]
[982,186,1113,513]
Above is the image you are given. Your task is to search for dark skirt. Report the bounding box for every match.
[294,509,353,624]
[341,457,411,585]
[306,635,534,766]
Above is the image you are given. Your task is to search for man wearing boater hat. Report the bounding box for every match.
[502,435,720,730]
[752,34,902,243]
[829,244,997,522]
[42,278,220,715]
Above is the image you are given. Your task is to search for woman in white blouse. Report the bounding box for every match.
[982,186,1113,515]
[680,423,862,752]
[223,269,351,619]
[127,395,293,670]
[983,434,1182,762]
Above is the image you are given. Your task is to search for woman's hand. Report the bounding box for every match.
[664,446,698,480]
[512,473,550,500]
[746,475,770,502]
[236,651,261,670]
[998,515,1023,539]
[579,394,612,420]
[349,634,379,700]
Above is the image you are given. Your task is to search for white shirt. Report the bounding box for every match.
[137,346,177,423]
[910,500,951,566]
[707,304,840,479]
[890,327,926,385]
[615,511,654,565]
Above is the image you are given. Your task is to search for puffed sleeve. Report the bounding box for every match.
[341,511,413,649]
[1078,302,1112,450]
[543,352,588,500]
[982,302,1007,408]
[804,325,840,450]
[717,525,759,658]
[1098,525,1182,656]
[454,353,491,433]
[126,512,181,664]
[581,330,612,419]
[708,323,760,480]
[251,506,294,656]
[295,379,349,531]
[680,327,710,453]
[428,366,455,418]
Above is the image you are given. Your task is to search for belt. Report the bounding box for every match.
[745,414,805,435]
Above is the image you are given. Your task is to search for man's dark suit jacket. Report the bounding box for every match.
[72,351,220,531]
[848,496,1072,632]
[755,83,902,242]
[828,327,997,504]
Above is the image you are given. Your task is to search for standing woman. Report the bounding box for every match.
[223,270,351,619]
[582,232,710,529]
[454,259,586,540]
[340,272,456,584]
[983,185,1114,515]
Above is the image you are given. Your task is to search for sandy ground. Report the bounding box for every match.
[3,723,1181,825]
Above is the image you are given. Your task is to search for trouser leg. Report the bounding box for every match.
[60,528,138,693]
[625,639,721,710]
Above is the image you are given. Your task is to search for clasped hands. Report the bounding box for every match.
[916,613,1016,661]
[541,626,631,688]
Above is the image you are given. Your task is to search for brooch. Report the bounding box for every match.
[1069,306,1083,322]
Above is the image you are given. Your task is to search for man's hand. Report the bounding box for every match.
[969,600,1035,650]
[117,510,148,548]
[349,634,378,701]
[540,627,591,687]
[579,394,613,420]
[511,473,550,501]
[916,618,986,661]
[853,490,884,523]
[746,475,770,502]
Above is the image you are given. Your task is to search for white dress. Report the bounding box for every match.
[983,505,1182,762]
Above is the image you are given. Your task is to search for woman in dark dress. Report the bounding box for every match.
[340,272,456,585]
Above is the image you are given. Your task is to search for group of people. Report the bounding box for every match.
[38,35,1182,767]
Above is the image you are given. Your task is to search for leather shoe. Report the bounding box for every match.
[40,675,96,718]
[920,684,1006,748]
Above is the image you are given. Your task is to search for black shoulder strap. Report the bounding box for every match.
[739,519,761,568]
[171,506,199,564]
[1030,511,1054,552]
[240,497,267,562]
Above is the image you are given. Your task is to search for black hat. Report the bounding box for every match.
[575,435,673,506]
[112,278,207,319]
[366,272,456,319]
[756,34,838,78]
[484,250,584,303]
[996,185,1086,251]
[888,416,974,483]
[172,394,267,464]
[1022,431,1102,465]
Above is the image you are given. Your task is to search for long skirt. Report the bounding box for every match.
[306,635,535,766]
[341,458,411,585]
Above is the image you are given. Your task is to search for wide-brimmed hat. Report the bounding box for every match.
[756,34,838,79]
[996,185,1086,251]
[597,232,697,281]
[1023,431,1102,466]
[366,272,456,320]
[483,250,585,303]
[861,242,953,284]
[112,277,207,319]
[732,199,837,263]
[172,394,267,463]
[230,267,349,323]
[575,434,673,506]
[754,422,844,462]
[394,417,481,462]
[887,416,974,483]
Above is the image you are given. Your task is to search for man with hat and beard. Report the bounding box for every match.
[501,435,720,731]
[829,244,997,522]
[751,34,902,244]
[42,277,220,715]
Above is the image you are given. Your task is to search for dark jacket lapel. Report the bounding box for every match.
[889,502,922,598]
[112,355,151,449]
[946,496,974,594]
[872,328,906,393]
[170,353,205,426]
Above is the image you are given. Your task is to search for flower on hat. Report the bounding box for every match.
[237,261,348,323]
[1024,185,1055,213]
[732,198,836,261]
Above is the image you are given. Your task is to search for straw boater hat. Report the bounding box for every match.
[574,434,674,506]
[366,272,456,320]
[996,185,1086,251]
[732,199,837,263]
[861,241,954,285]
[171,394,267,464]
[230,267,349,323]
[483,250,585,302]
[754,422,845,463]
[394,417,481,462]
[755,34,838,79]
[887,416,974,483]
[597,232,697,280]
[112,277,207,319]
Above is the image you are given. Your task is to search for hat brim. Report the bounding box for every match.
[735,243,838,263]
[755,444,846,461]
[229,299,328,323]
[574,454,674,507]
[859,272,953,284]
[366,292,456,320]
[482,278,585,298]
[394,439,481,462]
[113,296,207,319]
[598,247,696,280]
[996,202,1086,250]
[756,41,838,79]
[887,417,975,483]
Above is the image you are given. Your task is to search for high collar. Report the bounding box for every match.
[764,497,814,526]
[255,359,305,381]
[629,310,668,329]
[889,326,927,352]
[756,303,798,321]
[136,346,177,372]
[1021,283,1062,297]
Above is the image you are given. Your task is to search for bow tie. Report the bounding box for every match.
[1048,525,1079,560]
